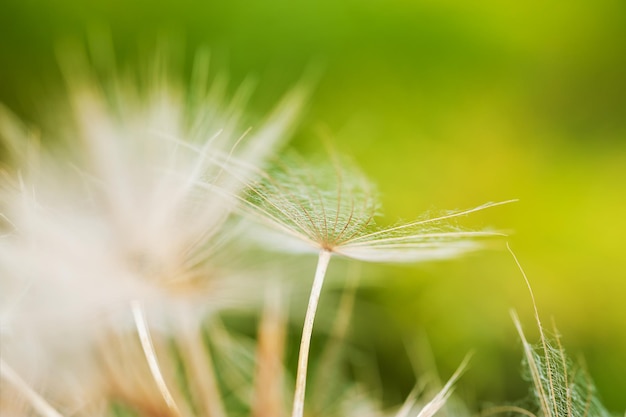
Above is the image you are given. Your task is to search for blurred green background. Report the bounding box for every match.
[1,0,625,411]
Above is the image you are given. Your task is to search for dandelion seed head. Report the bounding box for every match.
[243,152,511,263]
[244,153,380,253]
[0,45,308,387]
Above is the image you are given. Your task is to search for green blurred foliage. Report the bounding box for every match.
[1,0,625,411]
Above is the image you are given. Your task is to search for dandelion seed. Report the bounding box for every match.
[238,154,514,417]
[242,155,512,261]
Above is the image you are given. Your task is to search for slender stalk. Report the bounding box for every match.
[507,243,555,417]
[253,285,287,417]
[310,265,358,412]
[131,300,182,417]
[0,358,65,417]
[415,353,472,417]
[291,249,332,417]
[178,313,227,417]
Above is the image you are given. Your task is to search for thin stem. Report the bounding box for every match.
[310,264,359,412]
[291,250,332,417]
[507,243,556,417]
[177,313,227,417]
[131,300,182,417]
[0,358,65,417]
[415,353,472,417]
[253,285,287,417]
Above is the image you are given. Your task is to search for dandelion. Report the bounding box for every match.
[238,154,514,417]
[0,42,308,400]
[0,38,524,417]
